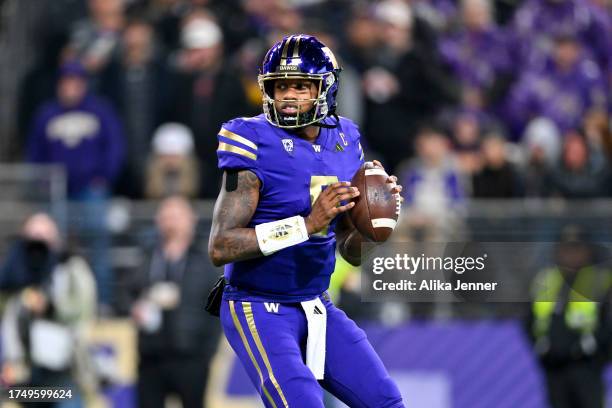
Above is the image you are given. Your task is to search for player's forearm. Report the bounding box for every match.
[208,228,263,266]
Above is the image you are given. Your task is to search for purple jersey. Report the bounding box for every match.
[216,114,364,302]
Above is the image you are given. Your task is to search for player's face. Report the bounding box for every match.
[273,78,319,117]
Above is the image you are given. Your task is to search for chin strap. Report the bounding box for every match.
[314,113,340,129]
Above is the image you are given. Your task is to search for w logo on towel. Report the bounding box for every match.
[313,306,323,315]
[264,303,280,313]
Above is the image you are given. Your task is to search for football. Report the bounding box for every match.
[349,162,401,242]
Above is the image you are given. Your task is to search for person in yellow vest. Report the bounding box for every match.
[528,225,612,408]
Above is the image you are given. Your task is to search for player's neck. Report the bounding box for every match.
[293,125,320,143]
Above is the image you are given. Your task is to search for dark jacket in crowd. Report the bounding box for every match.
[472,164,523,198]
[546,162,610,199]
[130,243,221,408]
[131,244,221,358]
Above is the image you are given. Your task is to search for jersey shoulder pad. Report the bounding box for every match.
[338,116,364,161]
[338,116,360,139]
[217,117,260,172]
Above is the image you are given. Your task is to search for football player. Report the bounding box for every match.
[208,34,405,407]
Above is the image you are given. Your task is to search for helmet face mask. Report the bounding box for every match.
[258,35,341,129]
[258,73,334,128]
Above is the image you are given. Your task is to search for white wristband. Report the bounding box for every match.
[255,216,309,256]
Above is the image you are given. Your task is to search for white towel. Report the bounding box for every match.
[300,297,327,380]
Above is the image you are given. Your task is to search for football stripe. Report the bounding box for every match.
[372,218,397,229]
[292,35,302,58]
[364,168,387,177]
[280,37,291,65]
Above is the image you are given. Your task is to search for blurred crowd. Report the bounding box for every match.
[7,0,611,203]
[0,0,611,405]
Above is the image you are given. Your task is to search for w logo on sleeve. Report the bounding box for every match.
[264,302,280,313]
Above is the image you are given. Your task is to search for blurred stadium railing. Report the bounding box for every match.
[0,164,67,246]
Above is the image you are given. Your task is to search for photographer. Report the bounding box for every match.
[0,213,61,293]
[0,213,97,407]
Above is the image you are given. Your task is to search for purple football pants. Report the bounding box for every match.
[220,294,405,407]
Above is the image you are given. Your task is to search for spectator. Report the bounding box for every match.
[129,196,221,408]
[26,61,125,198]
[398,126,465,241]
[26,61,125,307]
[439,0,514,114]
[67,0,126,77]
[168,10,250,198]
[343,9,380,73]
[411,0,457,33]
[1,213,97,406]
[233,38,269,117]
[505,34,607,137]
[449,110,483,176]
[521,117,562,197]
[145,123,200,199]
[523,117,563,167]
[149,0,192,52]
[100,19,169,198]
[363,0,458,172]
[472,132,523,198]
[547,130,609,198]
[151,0,255,55]
[512,0,611,73]
[583,108,612,161]
[240,0,304,37]
[308,25,365,128]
